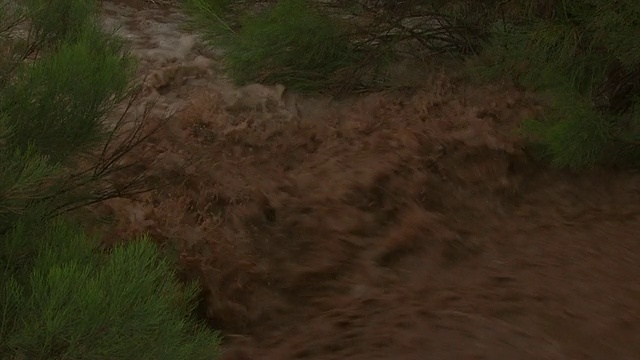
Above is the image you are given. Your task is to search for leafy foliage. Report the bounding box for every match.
[229,0,361,91]
[520,88,616,168]
[182,0,234,45]
[25,0,98,47]
[0,0,150,229]
[474,0,640,168]
[185,0,640,166]
[0,1,221,359]
[0,220,221,360]
[2,22,133,161]
[184,0,363,92]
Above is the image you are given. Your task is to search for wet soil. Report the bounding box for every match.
[97,1,640,359]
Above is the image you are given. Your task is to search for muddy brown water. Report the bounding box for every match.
[98,1,640,359]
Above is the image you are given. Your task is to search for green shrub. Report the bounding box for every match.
[0,0,139,227]
[1,1,221,358]
[0,219,221,360]
[473,0,640,168]
[521,88,616,168]
[182,0,234,45]
[1,22,134,162]
[25,0,98,47]
[185,0,362,92]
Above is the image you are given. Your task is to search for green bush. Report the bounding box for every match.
[0,220,221,360]
[25,0,98,47]
[0,1,221,358]
[185,0,362,92]
[182,0,234,44]
[1,22,133,162]
[521,87,616,168]
[0,0,138,227]
[473,0,640,168]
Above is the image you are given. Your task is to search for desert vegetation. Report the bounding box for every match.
[2,0,640,359]
[184,0,640,168]
[0,0,220,358]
